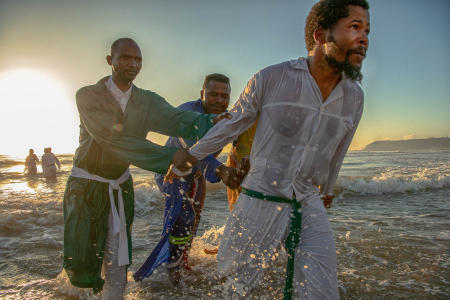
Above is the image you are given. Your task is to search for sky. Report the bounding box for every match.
[0,0,449,156]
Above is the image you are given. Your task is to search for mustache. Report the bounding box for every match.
[347,46,367,58]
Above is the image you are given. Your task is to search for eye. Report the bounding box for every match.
[351,24,359,30]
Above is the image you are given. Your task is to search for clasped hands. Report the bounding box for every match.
[165,148,250,190]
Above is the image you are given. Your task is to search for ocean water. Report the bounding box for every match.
[0,151,448,299]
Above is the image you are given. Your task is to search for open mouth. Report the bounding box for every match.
[350,48,366,59]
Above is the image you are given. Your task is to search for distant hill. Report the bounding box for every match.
[363,137,450,151]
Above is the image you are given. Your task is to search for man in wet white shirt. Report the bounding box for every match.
[184,0,370,298]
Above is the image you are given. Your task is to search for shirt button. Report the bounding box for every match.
[320,107,325,112]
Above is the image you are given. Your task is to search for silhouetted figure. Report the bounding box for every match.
[24,149,39,175]
[42,147,60,178]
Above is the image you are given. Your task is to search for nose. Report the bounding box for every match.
[128,59,138,68]
[359,32,369,47]
[218,95,229,105]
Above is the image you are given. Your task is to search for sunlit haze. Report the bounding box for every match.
[0,69,78,156]
[0,0,449,156]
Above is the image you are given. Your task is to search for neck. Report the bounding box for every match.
[306,53,342,88]
[111,74,132,92]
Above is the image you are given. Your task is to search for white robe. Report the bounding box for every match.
[41,153,60,177]
[189,58,364,299]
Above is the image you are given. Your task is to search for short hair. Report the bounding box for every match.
[305,0,369,51]
[110,37,138,56]
[202,73,230,90]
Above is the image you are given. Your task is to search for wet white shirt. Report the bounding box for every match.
[189,57,364,204]
[105,76,132,112]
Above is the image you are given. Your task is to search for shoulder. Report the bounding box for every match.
[256,59,306,87]
[177,99,201,111]
[132,86,167,105]
[343,80,364,115]
[75,78,110,106]
[75,85,94,101]
[345,80,364,102]
[258,60,292,77]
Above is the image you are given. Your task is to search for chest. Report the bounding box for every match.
[260,77,354,141]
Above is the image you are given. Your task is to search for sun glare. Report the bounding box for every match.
[0,69,78,157]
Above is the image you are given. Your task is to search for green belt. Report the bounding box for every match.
[241,188,301,300]
[169,234,193,245]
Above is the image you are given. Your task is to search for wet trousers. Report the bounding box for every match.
[217,193,339,299]
[169,177,206,264]
[102,211,127,300]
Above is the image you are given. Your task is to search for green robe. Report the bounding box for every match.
[63,77,215,292]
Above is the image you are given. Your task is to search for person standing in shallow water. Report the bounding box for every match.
[24,148,39,175]
[134,73,248,285]
[62,37,230,299]
[41,147,60,178]
[175,0,371,298]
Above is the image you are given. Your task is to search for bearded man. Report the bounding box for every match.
[180,0,370,298]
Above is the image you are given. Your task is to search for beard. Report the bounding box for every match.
[324,37,365,82]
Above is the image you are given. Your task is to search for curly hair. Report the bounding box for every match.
[305,0,369,51]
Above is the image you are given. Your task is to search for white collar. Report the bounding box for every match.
[106,76,132,99]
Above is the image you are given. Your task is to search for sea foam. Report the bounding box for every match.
[337,168,449,195]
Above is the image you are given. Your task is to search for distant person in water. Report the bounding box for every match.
[24,148,39,175]
[42,147,61,178]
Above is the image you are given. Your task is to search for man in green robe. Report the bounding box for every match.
[63,38,228,297]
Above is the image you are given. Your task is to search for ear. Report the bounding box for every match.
[106,55,112,66]
[314,28,327,45]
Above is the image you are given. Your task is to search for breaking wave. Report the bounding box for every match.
[337,169,449,195]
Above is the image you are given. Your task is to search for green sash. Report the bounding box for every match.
[241,188,302,300]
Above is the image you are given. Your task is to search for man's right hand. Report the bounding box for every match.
[216,165,241,189]
[172,149,197,171]
[237,157,250,177]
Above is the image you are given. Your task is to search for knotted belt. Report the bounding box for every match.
[70,167,131,266]
[241,188,302,300]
